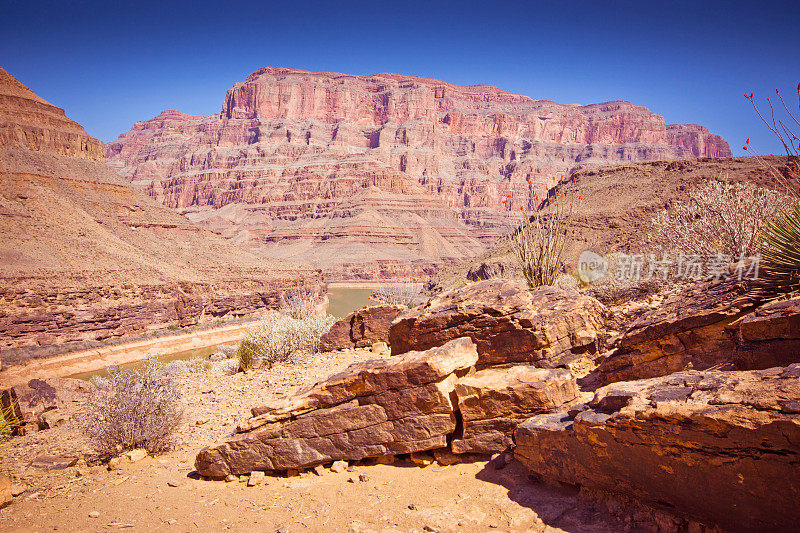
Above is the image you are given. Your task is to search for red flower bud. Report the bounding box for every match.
[776,89,780,94]
[743,146,748,150]
[746,138,750,144]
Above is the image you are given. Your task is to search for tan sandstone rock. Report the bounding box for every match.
[389,279,608,368]
[451,365,579,454]
[195,338,478,477]
[320,305,405,351]
[514,364,800,532]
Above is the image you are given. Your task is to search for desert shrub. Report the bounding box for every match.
[214,358,240,375]
[511,190,575,288]
[82,358,183,455]
[582,252,671,305]
[236,338,258,371]
[554,273,580,291]
[757,203,800,297]
[649,180,794,257]
[280,283,324,319]
[163,357,214,375]
[238,313,336,369]
[370,280,423,307]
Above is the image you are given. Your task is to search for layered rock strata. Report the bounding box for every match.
[389,279,608,368]
[451,365,579,454]
[514,365,800,532]
[596,276,800,384]
[320,304,405,351]
[107,67,731,278]
[0,67,320,352]
[195,337,580,476]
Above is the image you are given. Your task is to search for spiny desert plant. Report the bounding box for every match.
[743,85,800,195]
[649,179,794,257]
[238,313,336,369]
[510,183,577,288]
[370,279,423,307]
[0,401,19,442]
[82,358,183,456]
[757,203,800,297]
[280,283,324,319]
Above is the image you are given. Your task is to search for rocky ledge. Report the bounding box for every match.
[514,365,800,532]
[195,337,581,477]
[390,279,608,368]
[595,275,800,384]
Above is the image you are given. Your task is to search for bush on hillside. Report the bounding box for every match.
[648,180,793,258]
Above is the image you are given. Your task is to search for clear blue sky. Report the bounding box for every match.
[2,0,798,155]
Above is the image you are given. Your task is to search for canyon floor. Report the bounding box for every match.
[1,348,651,533]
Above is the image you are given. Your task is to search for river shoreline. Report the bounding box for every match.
[0,322,254,388]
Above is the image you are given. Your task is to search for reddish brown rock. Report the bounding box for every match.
[389,279,608,368]
[0,377,93,433]
[595,279,800,385]
[0,67,321,353]
[195,338,478,477]
[106,67,731,279]
[451,365,578,454]
[320,305,405,351]
[514,365,800,532]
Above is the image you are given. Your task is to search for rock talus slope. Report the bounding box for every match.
[0,67,320,354]
[107,67,731,278]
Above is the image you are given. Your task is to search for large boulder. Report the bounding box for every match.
[389,279,608,368]
[451,365,579,454]
[514,365,800,532]
[320,305,405,351]
[596,277,800,385]
[195,338,479,477]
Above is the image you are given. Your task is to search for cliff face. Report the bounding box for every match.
[106,67,732,278]
[0,67,321,354]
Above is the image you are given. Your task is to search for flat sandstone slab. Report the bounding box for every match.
[514,364,800,532]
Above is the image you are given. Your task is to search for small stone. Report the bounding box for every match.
[10,484,26,497]
[167,480,182,488]
[88,511,100,518]
[371,342,388,353]
[347,477,356,483]
[490,451,512,470]
[358,474,369,482]
[330,460,348,473]
[224,474,237,482]
[423,527,437,532]
[248,471,265,486]
[433,449,461,466]
[107,457,122,471]
[122,449,147,463]
[286,469,300,477]
[312,465,326,476]
[409,452,433,466]
[408,503,417,510]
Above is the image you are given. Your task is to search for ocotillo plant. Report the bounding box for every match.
[509,174,580,288]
